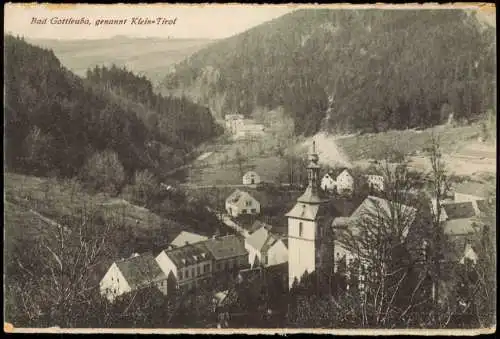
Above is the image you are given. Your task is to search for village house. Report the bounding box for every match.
[234,119,265,139]
[225,189,260,218]
[364,174,385,192]
[155,243,213,291]
[170,231,208,248]
[100,252,167,302]
[225,114,245,134]
[321,172,336,192]
[243,171,261,185]
[335,168,354,194]
[245,225,288,268]
[320,168,355,194]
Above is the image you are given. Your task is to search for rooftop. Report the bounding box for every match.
[444,218,482,236]
[454,181,492,199]
[442,202,476,220]
[115,253,166,289]
[200,234,248,260]
[163,244,211,268]
[170,231,208,248]
[226,189,256,205]
[246,226,282,254]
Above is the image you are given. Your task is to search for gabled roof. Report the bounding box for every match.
[249,220,273,233]
[346,196,418,238]
[226,189,258,205]
[454,181,491,199]
[329,167,350,178]
[351,196,417,221]
[163,244,211,268]
[246,226,283,254]
[243,171,259,178]
[442,202,476,220]
[115,253,166,289]
[170,231,208,248]
[201,235,248,260]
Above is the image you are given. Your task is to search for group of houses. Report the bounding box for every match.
[100,224,288,302]
[224,114,265,139]
[320,167,386,195]
[100,140,491,306]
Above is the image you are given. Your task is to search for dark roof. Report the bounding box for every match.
[115,253,166,289]
[442,202,476,220]
[454,181,491,198]
[201,235,248,260]
[164,244,211,268]
[329,167,350,178]
[249,220,273,233]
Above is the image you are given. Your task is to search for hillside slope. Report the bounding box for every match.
[5,35,221,180]
[28,36,213,84]
[160,9,496,136]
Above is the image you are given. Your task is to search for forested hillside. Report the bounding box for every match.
[5,35,222,182]
[160,9,496,136]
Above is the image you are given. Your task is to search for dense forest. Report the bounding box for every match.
[160,9,496,136]
[4,35,222,182]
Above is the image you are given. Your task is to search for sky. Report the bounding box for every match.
[5,4,494,41]
[4,4,296,40]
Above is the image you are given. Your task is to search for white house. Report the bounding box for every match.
[242,171,261,185]
[155,244,213,291]
[245,226,288,268]
[365,174,385,192]
[170,231,208,248]
[321,173,336,192]
[100,253,167,302]
[225,189,260,218]
[225,114,244,133]
[335,168,354,194]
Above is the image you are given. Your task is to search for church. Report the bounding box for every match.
[285,141,422,289]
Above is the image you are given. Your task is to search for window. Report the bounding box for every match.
[205,264,210,272]
[179,270,183,280]
[193,267,197,277]
[186,269,190,278]
[246,200,251,206]
[242,209,247,214]
[251,208,256,213]
[299,222,303,237]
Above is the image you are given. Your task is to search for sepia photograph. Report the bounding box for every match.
[3,3,496,334]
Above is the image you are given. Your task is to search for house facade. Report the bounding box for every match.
[156,244,213,291]
[245,226,288,268]
[336,169,354,194]
[225,189,260,218]
[100,253,167,302]
[365,174,385,192]
[243,171,261,185]
[321,173,336,192]
[225,114,245,134]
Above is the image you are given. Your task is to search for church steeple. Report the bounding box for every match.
[297,141,323,204]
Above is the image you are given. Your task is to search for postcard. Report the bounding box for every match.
[3,2,496,335]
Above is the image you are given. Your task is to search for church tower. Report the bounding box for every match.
[286,141,329,289]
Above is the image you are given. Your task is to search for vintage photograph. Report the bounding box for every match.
[4,3,496,334]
